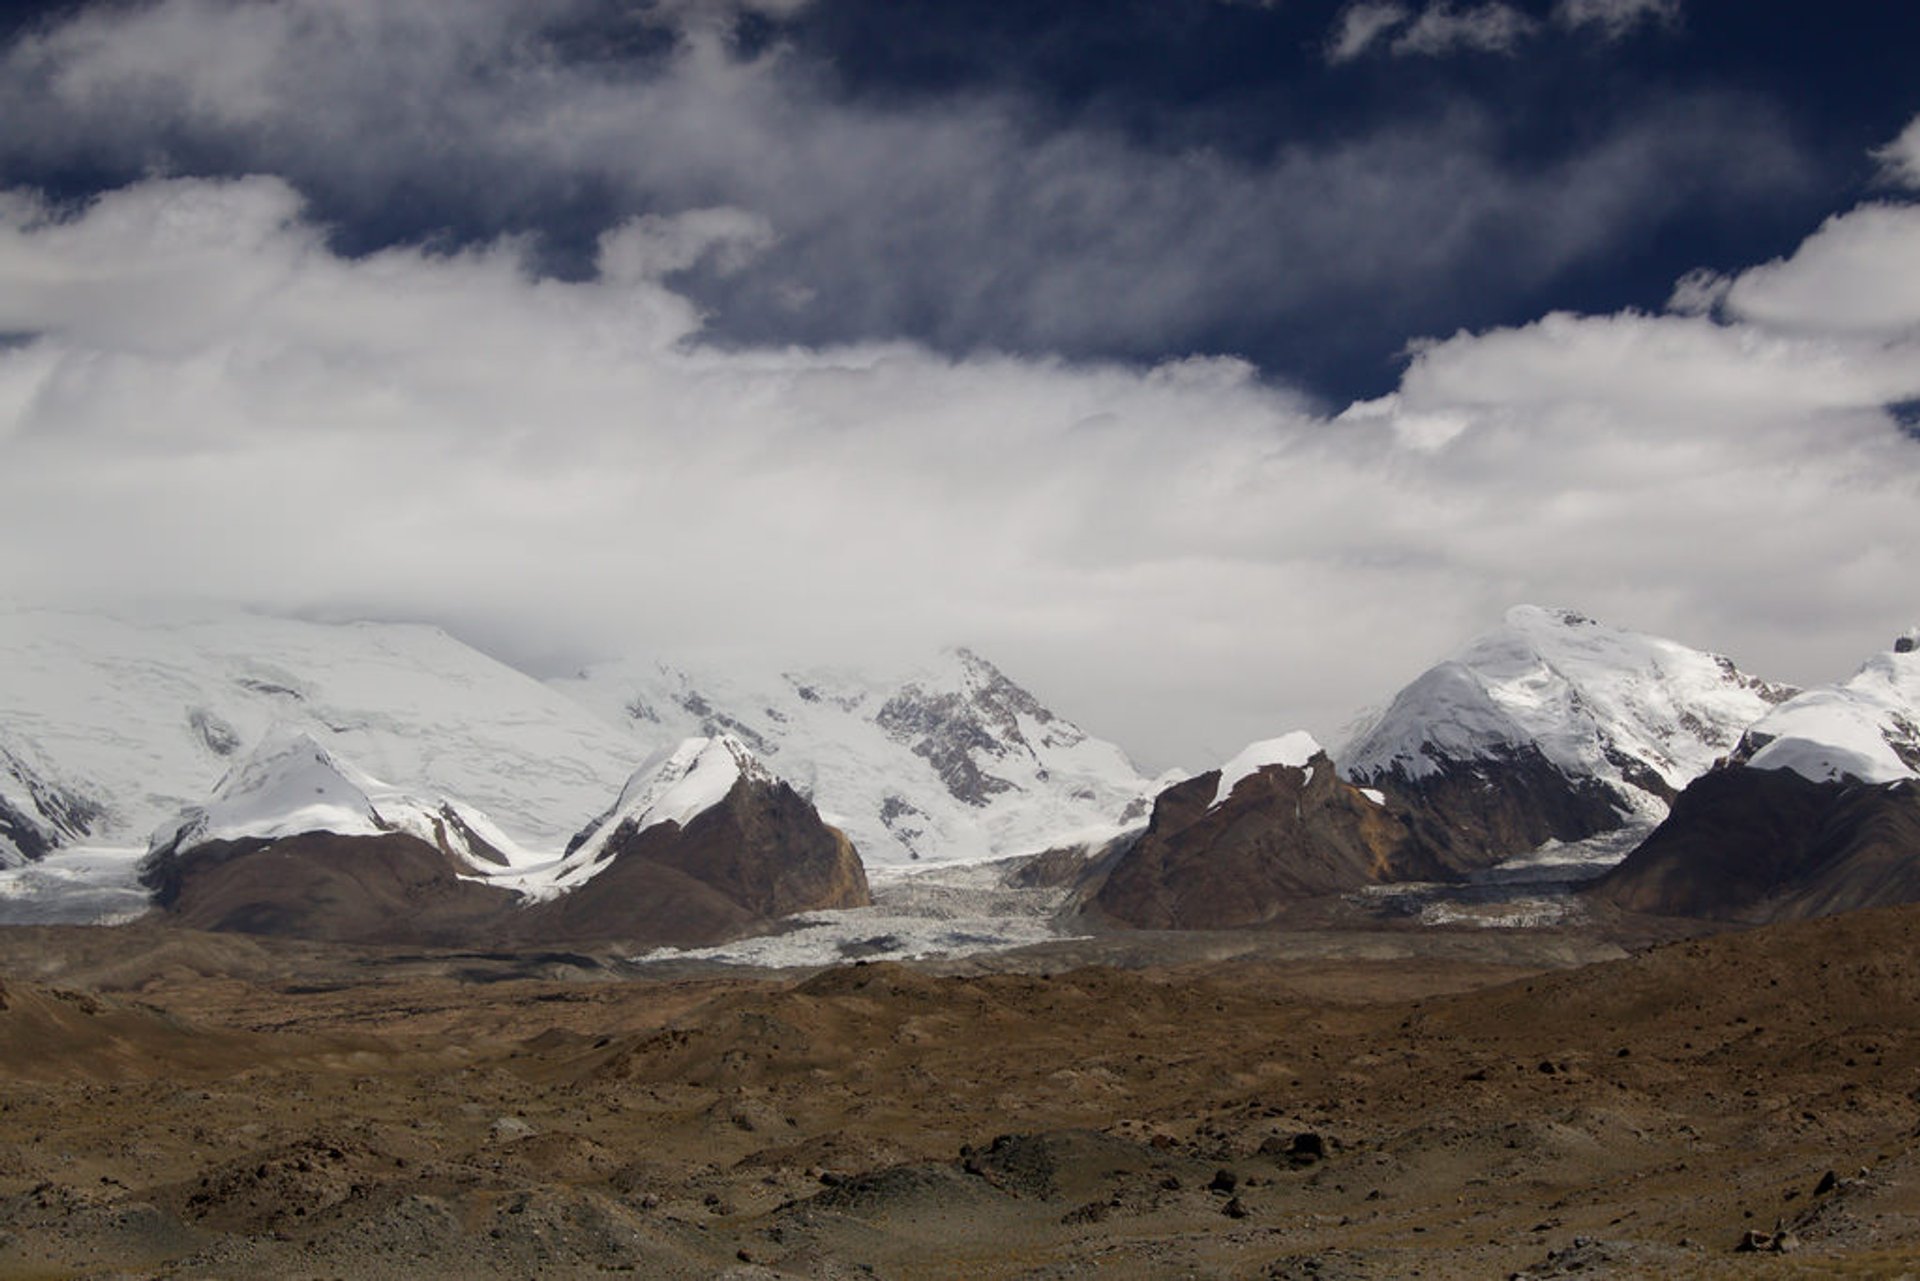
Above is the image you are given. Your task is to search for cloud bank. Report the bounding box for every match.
[2,113,1916,765]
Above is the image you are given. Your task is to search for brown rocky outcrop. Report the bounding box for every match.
[525,772,870,948]
[1089,751,1449,929]
[1588,769,1920,922]
[1363,744,1629,874]
[142,831,521,945]
[143,763,870,950]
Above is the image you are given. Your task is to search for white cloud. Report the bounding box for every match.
[1391,3,1538,58]
[1876,116,1920,190]
[1721,204,1920,337]
[0,1,1806,372]
[1333,0,1679,62]
[1326,2,1412,64]
[2,132,1918,766]
[1553,0,1682,40]
[1665,266,1729,316]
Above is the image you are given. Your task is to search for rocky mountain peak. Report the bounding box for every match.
[561,734,773,866]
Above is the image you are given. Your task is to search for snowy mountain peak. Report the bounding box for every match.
[1213,732,1323,807]
[1341,605,1793,812]
[1732,642,1920,784]
[0,606,647,857]
[551,649,1152,867]
[145,725,522,872]
[562,735,769,866]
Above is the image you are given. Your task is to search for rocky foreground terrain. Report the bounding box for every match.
[5,907,1920,1279]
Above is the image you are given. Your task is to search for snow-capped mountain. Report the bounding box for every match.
[518,734,871,945]
[0,606,645,862]
[564,735,768,861]
[135,727,870,947]
[145,727,520,872]
[550,647,1159,868]
[1090,731,1447,929]
[1339,606,1794,863]
[1728,633,1920,783]
[1590,632,1920,924]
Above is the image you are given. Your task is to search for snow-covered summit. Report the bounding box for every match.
[566,735,767,858]
[1340,605,1792,817]
[145,726,523,871]
[550,647,1157,867]
[1212,732,1322,807]
[1732,640,1920,784]
[0,606,644,860]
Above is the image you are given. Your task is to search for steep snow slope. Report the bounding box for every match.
[551,648,1160,868]
[0,607,643,862]
[1341,606,1793,820]
[567,736,770,858]
[146,727,522,870]
[1730,638,1920,784]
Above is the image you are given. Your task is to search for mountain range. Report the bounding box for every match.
[0,607,1154,871]
[3,602,1917,946]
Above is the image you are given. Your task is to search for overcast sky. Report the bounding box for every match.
[1,0,1917,770]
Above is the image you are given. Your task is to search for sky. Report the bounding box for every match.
[0,0,1916,770]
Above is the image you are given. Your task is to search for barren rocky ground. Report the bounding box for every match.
[6,908,1920,1278]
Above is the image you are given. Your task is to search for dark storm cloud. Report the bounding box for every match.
[0,0,1813,399]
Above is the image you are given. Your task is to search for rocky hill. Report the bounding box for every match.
[140,731,866,948]
[1089,734,1450,929]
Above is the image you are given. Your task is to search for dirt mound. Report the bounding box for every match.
[0,972,308,1082]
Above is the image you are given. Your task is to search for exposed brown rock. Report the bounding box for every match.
[528,772,868,948]
[142,831,521,945]
[1588,769,1920,922]
[1362,743,1626,873]
[144,776,869,950]
[1090,751,1449,929]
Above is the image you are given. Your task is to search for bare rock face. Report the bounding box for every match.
[1588,769,1920,922]
[874,648,1061,808]
[142,832,520,945]
[1090,751,1447,929]
[530,772,870,948]
[1363,744,1629,875]
[0,744,107,866]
